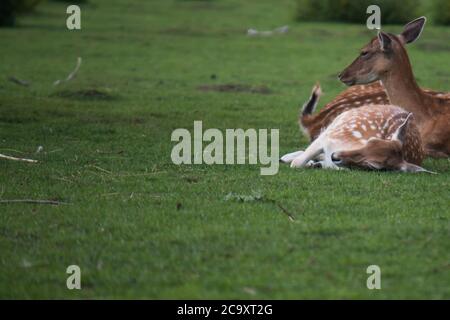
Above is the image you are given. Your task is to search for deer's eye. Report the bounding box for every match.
[331,153,342,164]
[360,51,369,57]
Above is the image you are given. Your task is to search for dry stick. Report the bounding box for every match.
[8,76,30,87]
[0,153,37,163]
[265,198,296,222]
[53,57,82,86]
[247,25,289,36]
[0,199,68,205]
[275,202,296,222]
[88,164,112,174]
[0,148,26,154]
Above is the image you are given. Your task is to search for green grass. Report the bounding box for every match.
[0,0,449,299]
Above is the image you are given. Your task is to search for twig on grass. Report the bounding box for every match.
[88,167,166,177]
[0,148,26,154]
[247,25,289,37]
[88,164,112,174]
[265,198,296,222]
[99,192,162,198]
[273,200,296,222]
[0,153,37,163]
[53,57,82,86]
[224,192,297,222]
[115,172,166,177]
[48,148,63,154]
[0,199,69,205]
[50,176,75,184]
[8,76,30,87]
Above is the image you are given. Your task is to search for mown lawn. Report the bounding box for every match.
[0,0,449,299]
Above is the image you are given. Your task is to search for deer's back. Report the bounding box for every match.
[325,105,424,165]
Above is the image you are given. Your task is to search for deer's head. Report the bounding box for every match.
[338,17,426,86]
[331,114,433,173]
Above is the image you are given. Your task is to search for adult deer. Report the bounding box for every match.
[300,17,449,146]
[283,104,431,173]
[338,17,450,158]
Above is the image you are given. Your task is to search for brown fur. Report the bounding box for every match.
[339,28,450,158]
[328,105,424,169]
[335,111,424,170]
[301,82,448,143]
[290,104,430,172]
[301,17,450,159]
[301,81,387,140]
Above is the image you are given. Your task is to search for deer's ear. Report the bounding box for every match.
[392,113,413,144]
[401,162,436,174]
[400,16,426,44]
[378,31,392,51]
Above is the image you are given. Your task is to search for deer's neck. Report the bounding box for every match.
[380,55,429,122]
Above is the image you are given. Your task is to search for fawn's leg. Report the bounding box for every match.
[280,150,304,163]
[290,138,324,168]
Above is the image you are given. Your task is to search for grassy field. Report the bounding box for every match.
[0,0,449,299]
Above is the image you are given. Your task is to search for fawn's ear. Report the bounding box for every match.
[392,113,413,145]
[378,31,392,51]
[401,162,436,174]
[400,16,426,44]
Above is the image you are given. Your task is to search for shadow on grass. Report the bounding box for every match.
[50,89,118,101]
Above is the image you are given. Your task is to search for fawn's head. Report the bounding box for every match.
[338,17,426,86]
[331,114,432,173]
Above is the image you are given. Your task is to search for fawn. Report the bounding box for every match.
[339,17,450,158]
[300,17,449,149]
[282,102,430,173]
